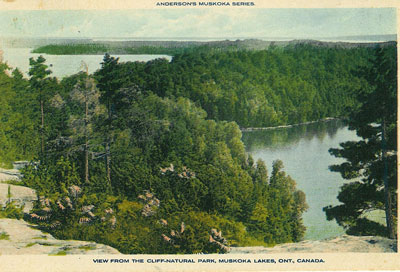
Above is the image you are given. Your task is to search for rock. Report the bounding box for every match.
[0,168,35,213]
[12,161,29,170]
[0,168,120,255]
[0,183,36,213]
[0,218,120,255]
[229,235,397,253]
[0,168,21,182]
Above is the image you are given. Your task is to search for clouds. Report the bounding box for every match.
[0,8,395,39]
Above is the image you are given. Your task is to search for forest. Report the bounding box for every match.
[32,44,226,56]
[0,43,396,253]
[33,43,376,127]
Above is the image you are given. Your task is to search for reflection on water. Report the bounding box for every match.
[242,119,344,152]
[242,119,360,240]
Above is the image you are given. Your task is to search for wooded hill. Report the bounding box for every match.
[80,44,378,127]
[0,43,396,253]
[31,38,396,55]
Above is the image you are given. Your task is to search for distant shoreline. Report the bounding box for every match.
[22,38,396,56]
[241,117,341,132]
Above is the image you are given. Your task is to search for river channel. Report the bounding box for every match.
[242,119,360,240]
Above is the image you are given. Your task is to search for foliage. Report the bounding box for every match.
[0,65,38,165]
[0,232,10,240]
[22,89,307,252]
[106,45,370,127]
[0,201,24,220]
[324,45,397,238]
[0,185,24,219]
[33,44,110,55]
[21,157,81,195]
[32,44,238,56]
[34,44,371,127]
[3,43,382,252]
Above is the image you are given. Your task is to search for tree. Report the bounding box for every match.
[69,65,104,184]
[0,62,15,165]
[28,56,53,157]
[94,54,123,188]
[324,46,397,238]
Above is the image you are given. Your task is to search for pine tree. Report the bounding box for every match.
[94,54,122,190]
[324,46,397,238]
[28,56,52,158]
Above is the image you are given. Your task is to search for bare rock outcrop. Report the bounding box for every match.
[0,168,21,182]
[230,235,397,254]
[0,168,120,255]
[0,183,36,213]
[0,218,120,255]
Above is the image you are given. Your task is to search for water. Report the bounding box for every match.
[1,48,171,78]
[242,120,360,240]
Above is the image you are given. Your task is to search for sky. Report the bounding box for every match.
[0,8,396,39]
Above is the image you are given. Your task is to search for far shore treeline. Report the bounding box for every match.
[0,42,396,253]
[34,42,382,127]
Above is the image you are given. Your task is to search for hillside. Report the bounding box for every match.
[0,169,396,254]
[0,44,396,254]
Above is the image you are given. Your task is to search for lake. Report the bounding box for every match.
[242,119,360,240]
[1,48,171,78]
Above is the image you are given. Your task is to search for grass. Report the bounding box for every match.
[0,232,10,240]
[78,244,96,251]
[0,202,24,220]
[26,241,56,247]
[49,250,68,256]
[25,242,37,247]
[28,225,51,234]
[1,179,24,186]
[49,246,71,256]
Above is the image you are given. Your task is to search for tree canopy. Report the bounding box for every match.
[324,46,397,238]
[1,51,312,253]
[0,43,394,253]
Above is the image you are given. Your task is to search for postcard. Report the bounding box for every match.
[0,0,398,271]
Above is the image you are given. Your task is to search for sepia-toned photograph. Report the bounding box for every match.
[0,1,398,271]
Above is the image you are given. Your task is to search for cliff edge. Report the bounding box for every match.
[230,235,397,253]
